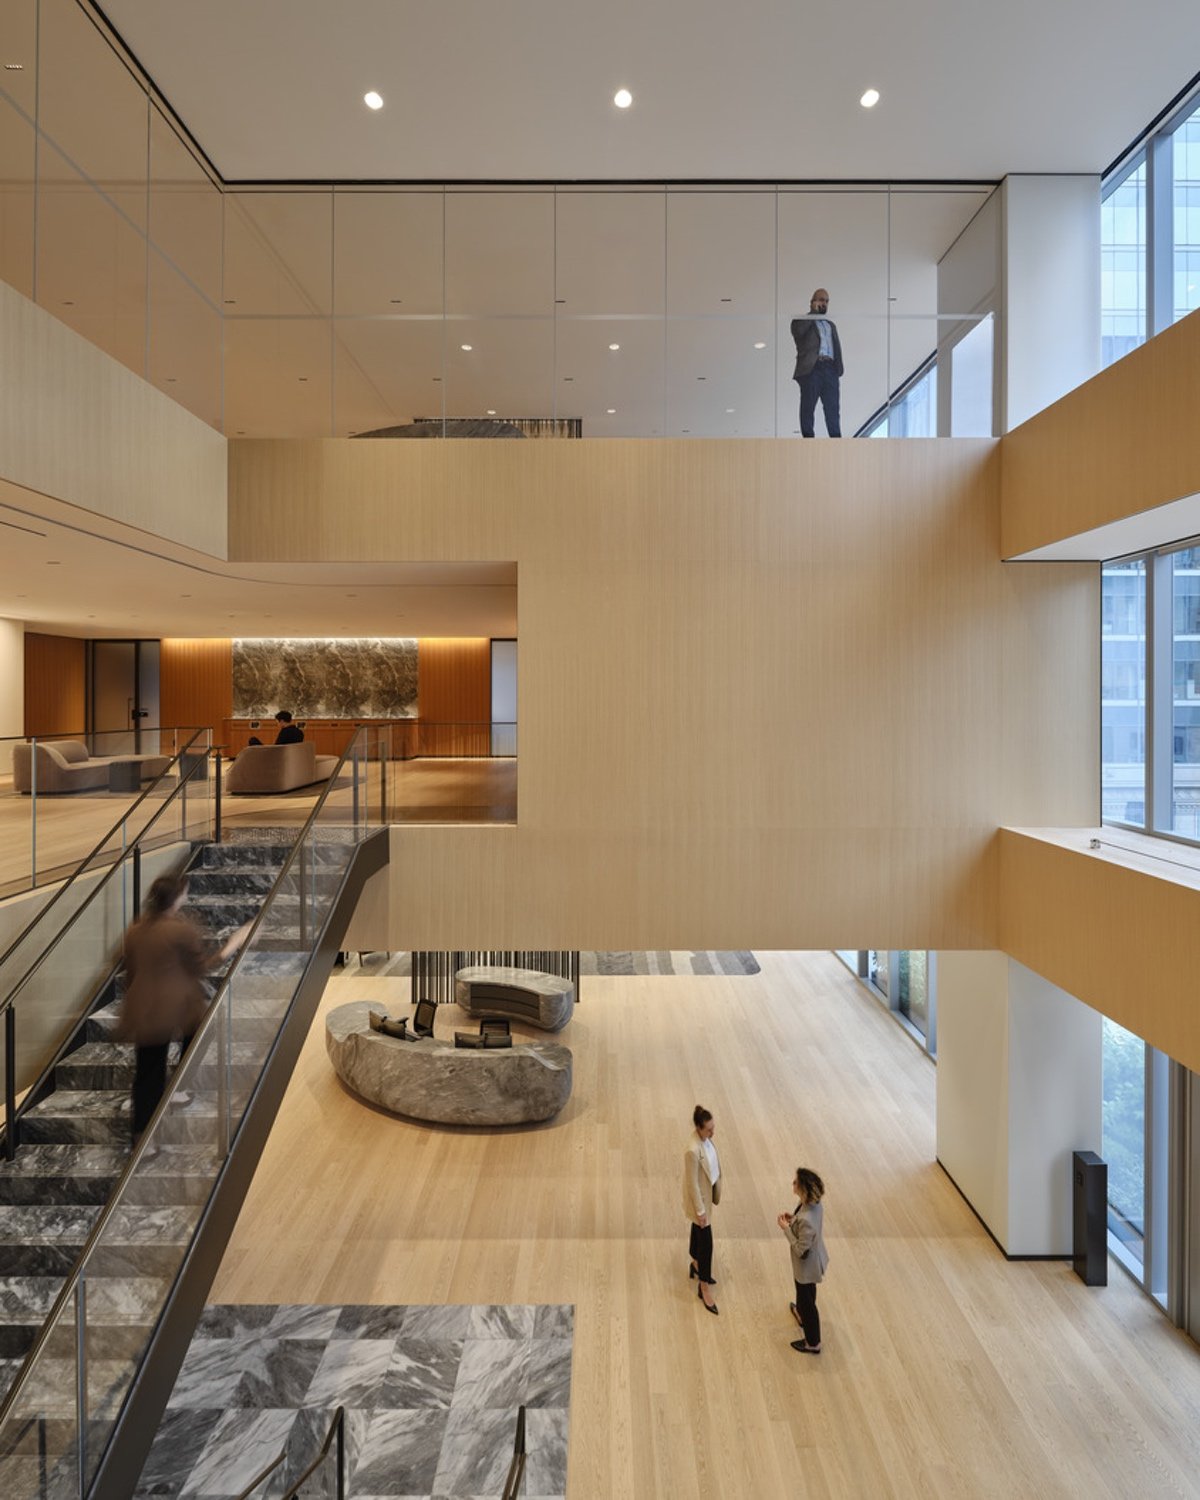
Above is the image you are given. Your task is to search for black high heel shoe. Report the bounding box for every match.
[698,1285,719,1316]
[688,1264,717,1285]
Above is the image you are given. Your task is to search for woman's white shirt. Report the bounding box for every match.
[701,1136,720,1188]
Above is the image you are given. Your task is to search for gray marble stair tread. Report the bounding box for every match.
[0,1206,99,1243]
[0,1146,128,1180]
[22,1091,129,1122]
[0,1275,169,1324]
[0,1204,196,1247]
[57,1040,268,1075]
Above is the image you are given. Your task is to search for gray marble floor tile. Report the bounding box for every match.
[523,1338,573,1408]
[192,1305,276,1340]
[351,1408,448,1494]
[531,1305,573,1340]
[134,1407,225,1495]
[430,1405,513,1495]
[398,1305,472,1341]
[179,1407,297,1498]
[376,1337,463,1409]
[523,1405,570,1496]
[331,1303,408,1340]
[467,1304,535,1340]
[265,1304,341,1341]
[304,1337,395,1407]
[229,1338,327,1408]
[452,1338,528,1409]
[165,1338,253,1411]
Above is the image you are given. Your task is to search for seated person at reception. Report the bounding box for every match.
[248,710,304,747]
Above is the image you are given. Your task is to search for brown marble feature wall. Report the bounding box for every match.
[232,638,417,718]
[24,633,85,736]
[161,638,233,733]
[416,638,491,755]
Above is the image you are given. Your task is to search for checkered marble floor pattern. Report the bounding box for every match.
[134,1303,572,1499]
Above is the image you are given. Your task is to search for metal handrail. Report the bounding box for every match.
[0,739,212,1019]
[0,727,212,975]
[0,726,383,1452]
[501,1405,527,1500]
[234,1406,346,1500]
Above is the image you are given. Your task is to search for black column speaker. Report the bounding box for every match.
[1072,1150,1107,1286]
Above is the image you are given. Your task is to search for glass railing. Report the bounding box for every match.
[0,736,213,1151]
[393,720,517,759]
[0,727,214,896]
[0,727,386,1496]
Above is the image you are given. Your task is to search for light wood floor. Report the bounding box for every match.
[212,951,1200,1500]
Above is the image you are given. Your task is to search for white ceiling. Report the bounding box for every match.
[0,482,517,638]
[99,0,1200,183]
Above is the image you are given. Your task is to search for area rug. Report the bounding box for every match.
[134,1303,571,1499]
[580,951,760,975]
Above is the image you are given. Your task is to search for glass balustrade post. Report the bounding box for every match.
[30,736,37,889]
[75,1278,88,1491]
[217,991,230,1157]
[4,1006,16,1160]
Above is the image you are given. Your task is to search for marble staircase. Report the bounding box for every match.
[0,836,299,1442]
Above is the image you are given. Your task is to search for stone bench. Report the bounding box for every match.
[453,965,575,1033]
[325,1001,572,1126]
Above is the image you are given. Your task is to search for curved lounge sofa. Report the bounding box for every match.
[326,1001,573,1125]
[454,965,575,1033]
[12,739,171,794]
[225,742,339,796]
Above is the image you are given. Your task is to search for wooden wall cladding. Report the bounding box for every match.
[24,633,85,737]
[228,438,1097,950]
[417,638,492,756]
[160,638,233,734]
[999,828,1200,1074]
[1001,306,1200,558]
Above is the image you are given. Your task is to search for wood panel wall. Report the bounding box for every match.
[998,828,1200,1074]
[160,638,233,733]
[417,638,491,756]
[0,279,227,557]
[1001,305,1200,558]
[228,437,1096,951]
[24,632,85,737]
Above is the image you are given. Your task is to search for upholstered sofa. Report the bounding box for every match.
[11,739,171,795]
[225,741,339,796]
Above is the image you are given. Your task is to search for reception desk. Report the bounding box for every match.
[221,719,494,758]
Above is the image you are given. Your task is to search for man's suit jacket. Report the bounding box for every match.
[682,1134,722,1221]
[791,317,844,380]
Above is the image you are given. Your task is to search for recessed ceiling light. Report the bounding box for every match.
[460,343,473,352]
[4,63,25,71]
[364,90,384,110]
[860,88,880,108]
[613,88,632,109]
[608,343,620,351]
[487,409,497,415]
[606,407,616,414]
[726,408,735,413]
[754,341,766,350]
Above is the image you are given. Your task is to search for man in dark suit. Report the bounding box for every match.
[791,288,844,438]
[273,710,303,744]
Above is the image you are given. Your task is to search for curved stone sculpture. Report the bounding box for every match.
[454,966,575,1032]
[326,1001,572,1126]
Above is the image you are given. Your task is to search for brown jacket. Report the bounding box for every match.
[118,913,217,1046]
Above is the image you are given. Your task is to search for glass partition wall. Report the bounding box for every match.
[0,2,995,440]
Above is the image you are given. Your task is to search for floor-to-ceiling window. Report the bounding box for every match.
[837,950,936,1058]
[1102,1018,1147,1271]
[1101,159,1147,367]
[1102,88,1200,364]
[1101,557,1147,825]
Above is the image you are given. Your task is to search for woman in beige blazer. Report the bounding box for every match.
[777,1166,829,1353]
[683,1104,721,1315]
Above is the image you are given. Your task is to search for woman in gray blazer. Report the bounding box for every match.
[777,1166,828,1353]
[683,1104,721,1315]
